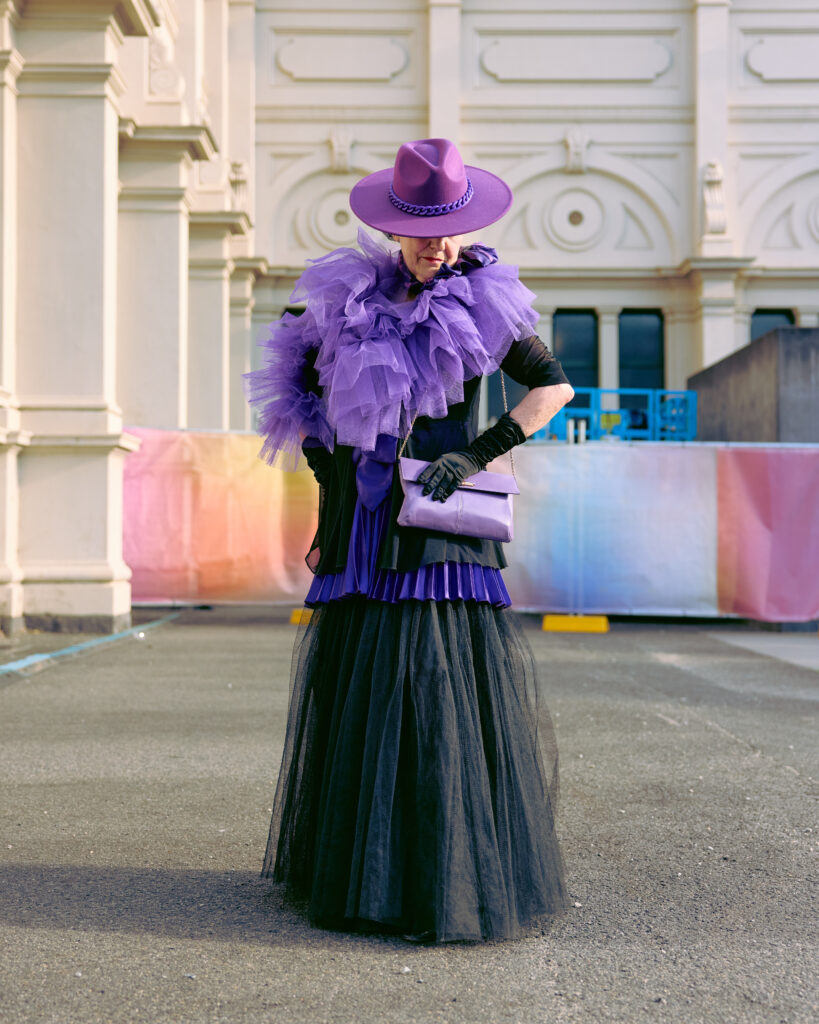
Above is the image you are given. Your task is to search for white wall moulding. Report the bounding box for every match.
[275,33,408,82]
[745,33,819,83]
[702,161,727,236]
[479,33,674,84]
[739,151,819,266]
[563,127,590,174]
[256,104,427,125]
[148,22,184,97]
[486,147,680,269]
[543,188,605,252]
[257,7,425,111]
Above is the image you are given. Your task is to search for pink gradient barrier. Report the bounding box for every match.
[717,448,819,621]
[123,429,819,621]
[124,429,316,603]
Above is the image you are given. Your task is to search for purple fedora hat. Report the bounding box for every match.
[349,138,512,237]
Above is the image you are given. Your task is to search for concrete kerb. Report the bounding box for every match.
[0,612,181,685]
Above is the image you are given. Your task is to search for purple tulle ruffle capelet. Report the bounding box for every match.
[245,231,539,466]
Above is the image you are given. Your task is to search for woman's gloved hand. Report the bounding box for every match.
[416,412,527,502]
[302,441,334,489]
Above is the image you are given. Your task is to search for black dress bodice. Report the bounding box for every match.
[309,335,569,575]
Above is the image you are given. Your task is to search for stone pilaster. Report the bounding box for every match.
[0,9,24,633]
[14,0,154,632]
[118,123,216,428]
[428,0,461,141]
[597,306,621,408]
[230,258,266,431]
[662,308,698,392]
[679,258,755,372]
[693,0,733,258]
[188,211,250,429]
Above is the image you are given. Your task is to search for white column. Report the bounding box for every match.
[118,126,215,428]
[0,36,24,633]
[196,0,230,203]
[227,0,256,256]
[230,259,265,431]
[663,308,698,390]
[15,3,153,632]
[690,270,737,368]
[188,212,249,429]
[428,0,461,141]
[597,306,620,409]
[734,304,752,353]
[537,309,554,353]
[693,0,733,257]
[175,0,206,125]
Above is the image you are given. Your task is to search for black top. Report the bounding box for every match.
[309,334,570,575]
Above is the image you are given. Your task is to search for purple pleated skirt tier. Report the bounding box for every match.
[304,498,511,608]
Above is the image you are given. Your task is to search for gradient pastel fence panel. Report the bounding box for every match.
[123,430,819,620]
[506,443,719,615]
[717,447,819,621]
[124,429,316,602]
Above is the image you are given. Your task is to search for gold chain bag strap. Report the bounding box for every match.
[395,372,520,542]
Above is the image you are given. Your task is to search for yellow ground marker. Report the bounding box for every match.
[542,614,610,634]
[289,607,313,625]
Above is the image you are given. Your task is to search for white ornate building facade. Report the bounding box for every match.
[0,0,817,630]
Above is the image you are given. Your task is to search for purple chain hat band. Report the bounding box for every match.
[388,178,474,217]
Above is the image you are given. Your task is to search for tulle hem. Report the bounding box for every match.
[264,598,566,943]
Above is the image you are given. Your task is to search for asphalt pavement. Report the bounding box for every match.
[0,607,816,1024]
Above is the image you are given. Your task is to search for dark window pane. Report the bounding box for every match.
[553,311,598,402]
[619,310,664,390]
[750,309,794,342]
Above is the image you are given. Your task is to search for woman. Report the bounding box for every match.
[247,138,574,943]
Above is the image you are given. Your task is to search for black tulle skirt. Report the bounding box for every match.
[262,598,566,942]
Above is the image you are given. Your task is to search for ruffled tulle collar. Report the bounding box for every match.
[246,230,538,464]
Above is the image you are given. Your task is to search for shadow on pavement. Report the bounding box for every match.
[0,863,374,949]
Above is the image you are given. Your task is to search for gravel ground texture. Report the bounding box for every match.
[0,607,816,1024]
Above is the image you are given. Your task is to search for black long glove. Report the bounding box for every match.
[416,413,526,502]
[301,441,333,489]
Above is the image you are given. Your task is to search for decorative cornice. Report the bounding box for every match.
[0,428,31,448]
[0,2,22,30]
[232,256,268,279]
[0,48,23,88]
[677,258,756,277]
[18,1,159,37]
[463,105,695,124]
[18,61,126,99]
[189,210,251,236]
[118,120,218,161]
[25,433,140,454]
[118,186,189,212]
[256,103,426,125]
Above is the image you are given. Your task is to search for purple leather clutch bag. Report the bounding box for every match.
[397,457,519,543]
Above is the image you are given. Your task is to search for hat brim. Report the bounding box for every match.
[349,164,512,238]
